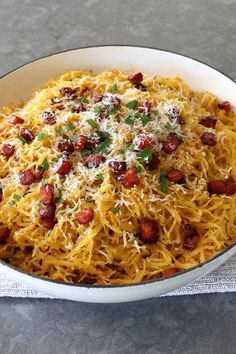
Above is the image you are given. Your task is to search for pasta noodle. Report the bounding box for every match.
[0,69,235,285]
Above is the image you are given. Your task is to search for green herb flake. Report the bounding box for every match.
[139,148,152,163]
[65,123,75,131]
[13,194,21,201]
[134,166,142,173]
[52,157,59,162]
[160,170,168,193]
[58,127,64,136]
[152,129,160,134]
[86,119,98,129]
[110,207,120,214]
[8,200,16,206]
[79,97,89,104]
[37,133,50,141]
[111,84,118,93]
[140,115,151,126]
[40,158,49,171]
[107,106,118,115]
[17,135,28,145]
[93,106,104,114]
[55,188,64,204]
[125,117,135,126]
[126,100,138,110]
[42,178,48,185]
[95,174,104,180]
[164,122,177,131]
[125,142,135,151]
[88,162,95,168]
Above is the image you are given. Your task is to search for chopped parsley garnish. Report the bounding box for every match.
[79,97,89,104]
[96,135,111,153]
[93,106,104,114]
[140,115,151,126]
[125,117,135,126]
[95,174,104,180]
[8,193,22,205]
[110,207,120,214]
[17,135,28,145]
[58,127,64,136]
[126,100,138,110]
[42,178,48,185]
[164,122,177,131]
[55,188,64,204]
[134,166,142,173]
[125,142,135,151]
[139,148,152,162]
[87,119,98,129]
[65,123,75,131]
[107,106,118,115]
[13,194,21,201]
[152,129,160,134]
[52,157,59,162]
[88,162,95,168]
[40,158,49,171]
[80,149,92,157]
[160,170,168,193]
[111,84,119,93]
[37,133,50,141]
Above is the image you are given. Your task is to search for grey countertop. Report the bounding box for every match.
[0,0,236,353]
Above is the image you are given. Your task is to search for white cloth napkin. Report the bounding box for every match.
[0,254,236,298]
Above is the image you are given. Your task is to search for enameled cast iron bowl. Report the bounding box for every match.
[0,46,235,303]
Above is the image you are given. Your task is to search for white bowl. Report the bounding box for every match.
[0,46,236,303]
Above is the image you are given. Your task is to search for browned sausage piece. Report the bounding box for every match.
[51,97,63,105]
[207,179,236,195]
[167,169,185,184]
[39,218,55,230]
[59,87,77,100]
[83,154,106,168]
[35,167,44,182]
[163,268,177,277]
[57,139,75,153]
[39,203,56,220]
[42,111,57,125]
[181,223,199,250]
[19,169,35,185]
[9,115,24,125]
[71,102,86,113]
[108,161,127,175]
[74,135,88,152]
[40,184,54,205]
[199,115,217,128]
[55,158,71,175]
[127,72,143,85]
[218,101,231,112]
[0,143,15,159]
[135,83,147,91]
[76,208,94,224]
[85,135,101,150]
[138,100,151,115]
[0,227,10,244]
[139,218,159,243]
[201,132,217,146]
[147,153,160,170]
[19,128,34,143]
[162,133,182,154]
[121,168,140,188]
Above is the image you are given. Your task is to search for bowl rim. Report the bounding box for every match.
[0,44,236,289]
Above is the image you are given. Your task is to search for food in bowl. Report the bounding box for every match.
[0,69,235,285]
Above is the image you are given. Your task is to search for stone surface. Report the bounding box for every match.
[0,0,236,353]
